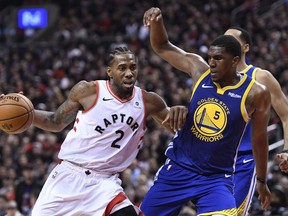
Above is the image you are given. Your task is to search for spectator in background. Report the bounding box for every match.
[0,194,7,216]
[5,200,22,216]
[0,0,287,214]
[14,165,41,216]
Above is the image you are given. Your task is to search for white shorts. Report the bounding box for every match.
[32,160,140,216]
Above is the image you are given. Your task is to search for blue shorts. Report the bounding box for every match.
[140,160,237,216]
[234,153,256,215]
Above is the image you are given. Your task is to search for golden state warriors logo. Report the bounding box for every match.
[191,99,229,142]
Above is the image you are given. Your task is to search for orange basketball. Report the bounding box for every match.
[0,93,35,134]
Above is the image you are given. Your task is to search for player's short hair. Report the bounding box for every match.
[107,46,136,66]
[210,35,242,58]
[229,26,252,46]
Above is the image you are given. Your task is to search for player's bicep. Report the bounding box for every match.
[146,92,168,121]
[263,74,288,120]
[251,85,271,140]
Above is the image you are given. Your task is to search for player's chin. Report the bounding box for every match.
[123,82,134,90]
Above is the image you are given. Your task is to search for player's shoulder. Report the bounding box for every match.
[142,90,160,102]
[246,80,270,116]
[69,80,97,100]
[255,68,275,82]
[252,79,269,93]
[75,80,96,87]
[254,67,281,91]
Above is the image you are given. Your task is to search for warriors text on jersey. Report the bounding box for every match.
[166,69,255,175]
[58,80,146,174]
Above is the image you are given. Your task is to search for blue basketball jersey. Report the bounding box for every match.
[166,69,255,175]
[238,65,258,152]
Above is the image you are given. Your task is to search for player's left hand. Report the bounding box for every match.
[143,7,162,27]
[256,183,271,211]
[162,105,188,132]
[276,152,288,173]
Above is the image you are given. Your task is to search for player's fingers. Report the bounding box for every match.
[279,161,288,172]
[18,91,23,95]
[180,108,188,128]
[143,8,161,27]
[173,108,182,132]
[262,196,270,210]
[143,11,150,27]
[276,153,283,160]
[175,106,188,131]
[155,14,162,22]
[143,9,154,27]
[161,113,169,125]
[168,108,177,132]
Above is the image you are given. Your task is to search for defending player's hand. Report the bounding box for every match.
[162,106,188,132]
[143,7,162,27]
[256,183,271,211]
[276,152,288,173]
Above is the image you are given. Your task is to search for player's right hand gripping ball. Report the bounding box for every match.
[0,93,35,134]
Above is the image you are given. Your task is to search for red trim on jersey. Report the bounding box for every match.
[82,81,99,113]
[106,81,135,103]
[102,192,126,216]
[141,89,147,130]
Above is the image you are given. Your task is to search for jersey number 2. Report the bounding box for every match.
[111,130,124,149]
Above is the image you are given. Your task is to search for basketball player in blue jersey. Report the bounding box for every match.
[141,7,271,216]
[224,27,288,215]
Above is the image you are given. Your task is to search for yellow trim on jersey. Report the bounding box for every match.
[241,79,255,122]
[252,67,259,80]
[215,74,248,95]
[237,196,249,216]
[198,208,237,216]
[240,64,258,80]
[191,69,211,97]
[240,64,253,74]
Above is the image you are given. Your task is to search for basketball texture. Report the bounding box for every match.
[0,93,35,134]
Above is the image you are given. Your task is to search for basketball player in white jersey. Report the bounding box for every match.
[29,46,187,216]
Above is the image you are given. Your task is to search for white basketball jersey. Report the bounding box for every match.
[58,80,146,173]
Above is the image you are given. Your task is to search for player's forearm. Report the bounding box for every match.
[253,141,269,180]
[281,120,288,151]
[33,110,66,132]
[150,14,169,53]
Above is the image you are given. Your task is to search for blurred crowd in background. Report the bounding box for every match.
[0,0,287,215]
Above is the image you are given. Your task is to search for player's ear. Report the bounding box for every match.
[107,67,112,78]
[232,56,240,68]
[243,43,249,53]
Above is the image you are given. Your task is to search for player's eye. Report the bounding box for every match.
[130,65,136,71]
[118,65,125,71]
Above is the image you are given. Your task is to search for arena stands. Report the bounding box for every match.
[0,0,287,215]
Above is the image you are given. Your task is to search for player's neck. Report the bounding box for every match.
[237,59,248,72]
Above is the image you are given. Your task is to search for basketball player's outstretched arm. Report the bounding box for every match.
[248,82,271,210]
[144,91,187,133]
[143,7,209,81]
[33,81,94,132]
